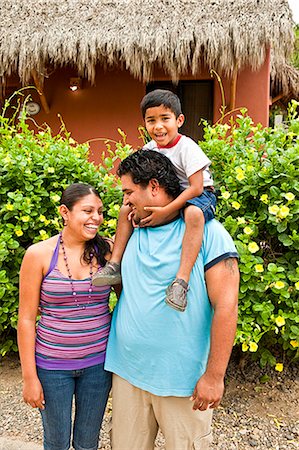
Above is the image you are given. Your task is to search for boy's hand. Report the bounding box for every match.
[139,206,172,227]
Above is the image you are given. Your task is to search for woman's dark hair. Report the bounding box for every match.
[117,150,181,199]
[61,183,110,266]
[140,89,182,118]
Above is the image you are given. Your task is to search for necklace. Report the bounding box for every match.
[59,232,94,309]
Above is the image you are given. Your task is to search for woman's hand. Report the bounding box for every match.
[23,376,45,410]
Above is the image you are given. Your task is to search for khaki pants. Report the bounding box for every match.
[111,374,213,450]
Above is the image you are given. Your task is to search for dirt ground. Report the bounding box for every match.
[0,353,298,449]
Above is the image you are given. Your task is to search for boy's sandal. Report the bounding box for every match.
[165,278,188,312]
[92,262,121,286]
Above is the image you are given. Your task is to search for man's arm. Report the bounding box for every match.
[191,257,239,410]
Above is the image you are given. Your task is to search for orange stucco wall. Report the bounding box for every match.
[26,51,270,164]
[212,49,271,126]
[30,67,145,164]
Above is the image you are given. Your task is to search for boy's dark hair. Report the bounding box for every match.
[140,89,182,118]
[117,150,181,199]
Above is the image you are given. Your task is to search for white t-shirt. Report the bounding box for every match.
[143,134,213,189]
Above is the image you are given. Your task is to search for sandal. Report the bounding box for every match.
[165,278,188,312]
[92,262,121,286]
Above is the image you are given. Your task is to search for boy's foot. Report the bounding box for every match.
[165,278,188,312]
[92,262,121,286]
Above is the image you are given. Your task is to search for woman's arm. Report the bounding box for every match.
[18,245,46,409]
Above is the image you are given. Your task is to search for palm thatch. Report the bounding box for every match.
[271,62,299,99]
[0,0,295,94]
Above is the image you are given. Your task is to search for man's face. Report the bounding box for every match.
[144,105,184,147]
[121,174,154,224]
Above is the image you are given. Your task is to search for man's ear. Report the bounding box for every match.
[149,178,160,196]
[177,114,185,129]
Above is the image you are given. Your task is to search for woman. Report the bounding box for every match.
[18,183,113,450]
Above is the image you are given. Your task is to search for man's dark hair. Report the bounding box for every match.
[117,150,181,199]
[140,89,182,118]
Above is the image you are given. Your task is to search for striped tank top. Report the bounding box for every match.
[35,235,111,370]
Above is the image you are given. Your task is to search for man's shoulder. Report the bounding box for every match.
[202,219,238,268]
[204,219,234,242]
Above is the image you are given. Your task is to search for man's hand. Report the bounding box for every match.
[139,206,172,227]
[190,372,224,411]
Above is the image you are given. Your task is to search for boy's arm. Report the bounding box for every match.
[140,170,204,227]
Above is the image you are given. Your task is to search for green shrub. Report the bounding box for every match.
[1,94,299,370]
[200,101,299,369]
[0,108,132,355]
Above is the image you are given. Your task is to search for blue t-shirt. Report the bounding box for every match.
[105,218,238,397]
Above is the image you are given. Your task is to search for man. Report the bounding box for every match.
[105,150,239,449]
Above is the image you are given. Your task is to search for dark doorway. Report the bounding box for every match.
[146,80,213,142]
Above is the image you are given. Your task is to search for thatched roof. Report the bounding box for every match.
[0,0,295,93]
[271,62,299,98]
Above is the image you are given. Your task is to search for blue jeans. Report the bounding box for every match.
[37,363,112,450]
[185,189,217,223]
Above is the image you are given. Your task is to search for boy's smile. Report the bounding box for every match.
[144,105,184,147]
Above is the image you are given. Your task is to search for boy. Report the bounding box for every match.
[93,89,216,312]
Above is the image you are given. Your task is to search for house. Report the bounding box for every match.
[0,0,297,162]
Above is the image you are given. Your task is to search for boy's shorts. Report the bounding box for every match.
[185,188,217,223]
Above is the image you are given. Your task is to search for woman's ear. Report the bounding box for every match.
[59,204,69,226]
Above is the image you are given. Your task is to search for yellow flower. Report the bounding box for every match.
[290,340,299,348]
[249,342,258,352]
[232,201,241,210]
[285,192,295,201]
[275,316,285,327]
[295,281,299,291]
[51,217,60,228]
[242,342,249,352]
[39,215,46,222]
[113,204,120,211]
[237,217,246,224]
[255,264,264,273]
[47,167,55,173]
[268,205,279,215]
[244,226,253,235]
[275,363,283,372]
[260,194,269,204]
[69,137,76,144]
[21,216,30,222]
[39,230,49,240]
[6,203,14,211]
[15,229,23,237]
[274,281,285,290]
[222,191,231,200]
[248,242,259,253]
[107,219,117,228]
[236,172,245,181]
[277,206,290,219]
[51,194,60,203]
